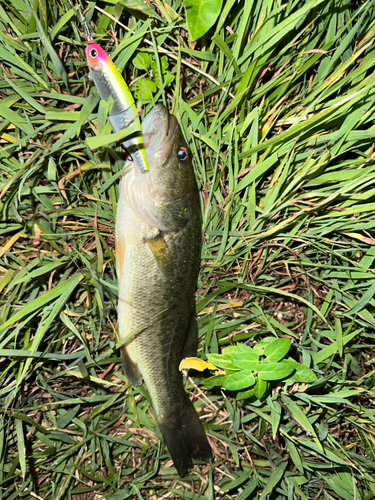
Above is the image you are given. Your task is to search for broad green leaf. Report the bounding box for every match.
[235,343,255,353]
[155,72,174,89]
[254,377,268,399]
[220,470,254,492]
[222,345,241,355]
[133,78,157,100]
[133,53,152,71]
[258,361,295,381]
[222,370,256,391]
[196,284,236,313]
[201,374,227,387]
[51,121,80,152]
[233,356,260,371]
[286,359,317,383]
[151,56,169,75]
[233,351,259,363]
[212,34,240,75]
[207,353,238,370]
[183,0,222,41]
[264,337,291,362]
[0,269,15,294]
[237,477,258,500]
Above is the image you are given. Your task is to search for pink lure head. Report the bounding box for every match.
[86,42,111,69]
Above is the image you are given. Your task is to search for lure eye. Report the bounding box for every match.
[177,147,188,161]
[89,48,98,58]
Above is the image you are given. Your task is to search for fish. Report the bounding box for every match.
[115,104,212,476]
[85,42,149,174]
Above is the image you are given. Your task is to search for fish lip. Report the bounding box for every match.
[142,105,177,151]
[167,111,174,136]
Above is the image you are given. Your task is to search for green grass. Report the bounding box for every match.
[1,0,375,498]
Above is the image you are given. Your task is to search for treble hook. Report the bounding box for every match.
[67,0,93,41]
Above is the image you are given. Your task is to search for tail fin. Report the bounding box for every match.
[157,394,212,477]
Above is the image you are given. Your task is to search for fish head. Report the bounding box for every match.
[124,104,199,232]
[141,104,198,206]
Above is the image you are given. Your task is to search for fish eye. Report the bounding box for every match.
[177,147,188,161]
[89,48,98,58]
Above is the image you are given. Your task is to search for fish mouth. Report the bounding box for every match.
[142,104,178,153]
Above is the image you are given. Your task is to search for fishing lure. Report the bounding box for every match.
[86,42,149,173]
[71,0,149,173]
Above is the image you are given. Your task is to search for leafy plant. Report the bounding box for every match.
[132,53,174,100]
[201,338,316,398]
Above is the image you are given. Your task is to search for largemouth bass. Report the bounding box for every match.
[116,104,211,476]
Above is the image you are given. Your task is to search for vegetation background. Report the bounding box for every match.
[1,0,375,498]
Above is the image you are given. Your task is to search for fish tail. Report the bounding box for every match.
[157,394,212,477]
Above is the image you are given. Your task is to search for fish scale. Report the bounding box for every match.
[116,104,211,476]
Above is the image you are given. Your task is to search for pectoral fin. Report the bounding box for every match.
[182,310,199,359]
[115,237,125,277]
[146,233,175,280]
